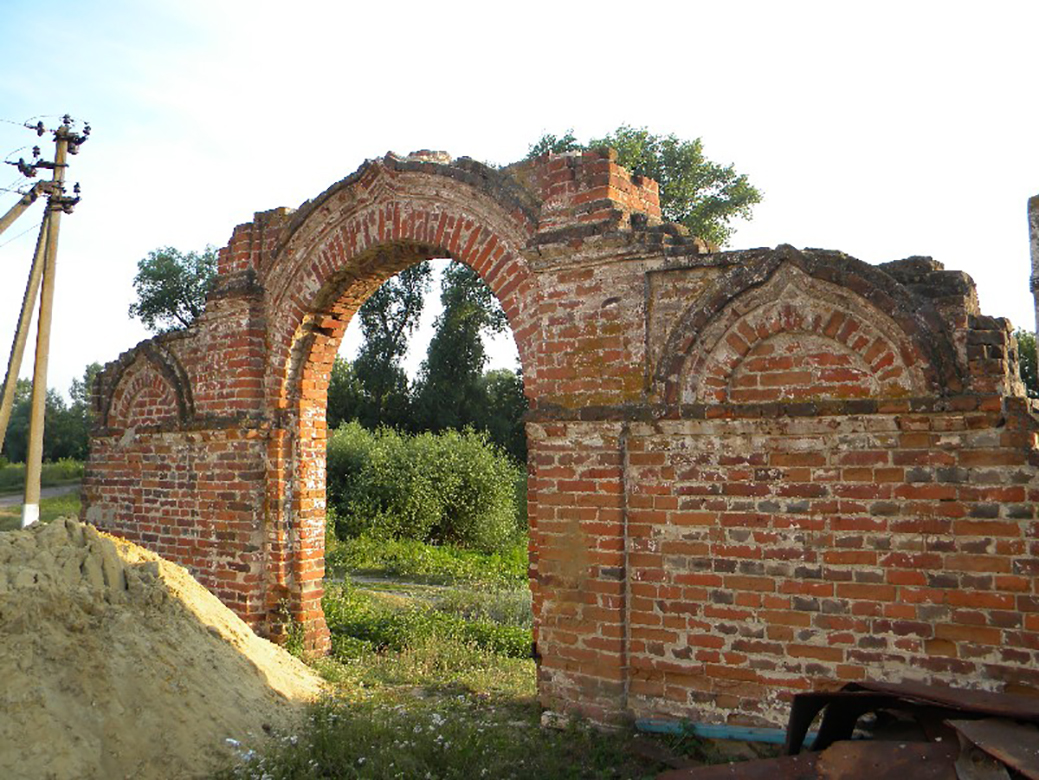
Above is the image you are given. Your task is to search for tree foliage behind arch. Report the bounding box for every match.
[528,124,762,247]
[128,246,217,333]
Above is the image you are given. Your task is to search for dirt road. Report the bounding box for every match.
[0,483,80,507]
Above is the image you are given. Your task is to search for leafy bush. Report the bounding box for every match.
[327,423,440,543]
[326,423,524,553]
[422,428,520,552]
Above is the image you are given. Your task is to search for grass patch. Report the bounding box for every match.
[0,459,83,495]
[0,489,80,532]
[324,582,532,660]
[216,642,768,779]
[214,691,651,780]
[212,534,768,778]
[312,634,535,698]
[327,534,527,588]
[216,643,687,780]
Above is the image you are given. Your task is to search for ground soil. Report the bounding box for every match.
[0,518,325,780]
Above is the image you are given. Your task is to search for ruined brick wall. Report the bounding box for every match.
[84,149,1039,727]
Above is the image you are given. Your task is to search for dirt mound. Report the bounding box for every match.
[0,518,325,780]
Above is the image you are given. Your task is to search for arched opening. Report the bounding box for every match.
[267,227,541,651]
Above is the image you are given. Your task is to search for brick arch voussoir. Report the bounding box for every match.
[101,343,193,431]
[267,197,543,412]
[696,300,911,405]
[656,248,962,406]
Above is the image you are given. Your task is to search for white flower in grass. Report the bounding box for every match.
[357,757,367,765]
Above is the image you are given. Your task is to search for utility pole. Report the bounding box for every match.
[0,180,48,238]
[0,115,87,528]
[0,209,49,454]
[0,126,64,454]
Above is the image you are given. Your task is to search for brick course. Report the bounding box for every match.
[84,149,1039,726]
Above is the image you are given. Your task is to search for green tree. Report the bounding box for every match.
[1016,329,1038,399]
[327,356,363,430]
[526,129,582,158]
[0,362,100,463]
[413,263,507,433]
[475,368,528,462]
[528,125,762,246]
[1,379,32,463]
[62,362,103,457]
[128,246,218,332]
[352,263,432,429]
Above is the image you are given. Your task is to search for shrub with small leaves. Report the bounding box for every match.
[326,423,523,553]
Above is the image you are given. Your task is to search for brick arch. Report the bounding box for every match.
[656,248,962,406]
[102,346,192,431]
[263,155,542,403]
[255,158,544,651]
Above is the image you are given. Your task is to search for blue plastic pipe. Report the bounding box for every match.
[636,717,818,747]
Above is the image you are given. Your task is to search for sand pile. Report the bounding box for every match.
[0,518,325,780]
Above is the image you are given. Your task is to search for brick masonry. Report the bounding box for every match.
[83,149,1039,727]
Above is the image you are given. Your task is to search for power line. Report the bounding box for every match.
[0,217,42,251]
[0,115,61,128]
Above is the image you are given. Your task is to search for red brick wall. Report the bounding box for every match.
[84,151,1039,728]
[620,400,1038,726]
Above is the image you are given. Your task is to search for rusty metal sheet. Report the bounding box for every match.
[658,741,958,779]
[844,681,1039,723]
[814,741,958,779]
[949,718,1039,780]
[786,682,1039,755]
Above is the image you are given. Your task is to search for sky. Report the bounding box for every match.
[0,0,1037,398]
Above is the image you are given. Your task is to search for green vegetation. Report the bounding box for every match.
[128,246,218,332]
[326,423,523,554]
[0,488,80,532]
[326,263,529,462]
[1,362,101,464]
[323,581,531,661]
[528,125,762,247]
[326,534,526,587]
[213,687,685,780]
[212,531,764,779]
[1016,329,1038,398]
[0,458,83,494]
[410,263,519,453]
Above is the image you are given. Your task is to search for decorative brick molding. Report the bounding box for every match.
[84,150,1039,726]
